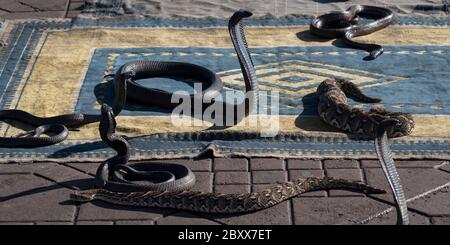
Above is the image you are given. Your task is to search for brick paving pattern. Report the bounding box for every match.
[1,158,449,225]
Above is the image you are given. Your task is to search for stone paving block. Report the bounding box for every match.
[206,202,290,225]
[250,158,284,171]
[64,162,100,176]
[0,0,36,12]
[288,169,326,197]
[115,220,154,225]
[12,162,96,191]
[361,159,444,168]
[215,184,250,194]
[325,169,364,197]
[77,221,114,225]
[190,172,213,192]
[214,158,247,171]
[407,187,450,216]
[35,221,73,225]
[431,217,450,225]
[364,168,450,205]
[292,197,392,225]
[439,162,450,173]
[19,0,69,11]
[252,170,287,184]
[156,212,220,225]
[76,201,172,222]
[323,160,358,169]
[214,172,250,185]
[0,222,34,225]
[1,11,66,19]
[0,174,76,222]
[252,184,273,192]
[30,163,94,190]
[155,159,212,172]
[360,160,380,169]
[287,159,321,170]
[365,211,430,225]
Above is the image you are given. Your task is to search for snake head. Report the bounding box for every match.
[378,116,414,138]
[229,9,253,26]
[368,48,384,60]
[70,190,97,203]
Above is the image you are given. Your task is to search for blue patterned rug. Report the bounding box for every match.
[0,16,449,162]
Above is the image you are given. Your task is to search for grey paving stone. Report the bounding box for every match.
[431,217,450,225]
[35,221,73,225]
[190,172,213,193]
[364,168,450,205]
[155,159,212,172]
[292,197,392,225]
[439,162,450,173]
[77,221,114,225]
[63,162,100,176]
[214,172,250,185]
[252,170,287,184]
[207,202,290,225]
[287,159,322,170]
[1,11,66,19]
[361,160,445,168]
[250,158,284,171]
[364,211,430,225]
[76,201,172,222]
[323,160,358,169]
[0,222,34,225]
[407,186,450,216]
[360,160,381,169]
[156,212,220,225]
[215,184,250,194]
[19,0,69,11]
[289,169,325,180]
[0,174,76,222]
[213,158,247,171]
[252,184,274,192]
[0,0,36,12]
[115,220,154,225]
[30,163,93,190]
[326,169,364,197]
[288,169,326,197]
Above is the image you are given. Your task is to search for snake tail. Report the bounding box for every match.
[333,78,382,103]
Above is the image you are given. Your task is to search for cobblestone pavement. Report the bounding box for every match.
[1,158,449,225]
[0,1,449,225]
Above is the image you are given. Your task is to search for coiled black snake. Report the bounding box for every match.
[317,78,414,225]
[0,10,258,148]
[310,5,395,60]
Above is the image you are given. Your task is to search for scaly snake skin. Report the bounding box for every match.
[310,5,395,60]
[71,176,385,213]
[317,78,415,138]
[317,78,413,225]
[71,102,387,213]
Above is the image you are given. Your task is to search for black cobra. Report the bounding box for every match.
[310,5,395,60]
[0,9,258,148]
[95,104,196,192]
[375,120,409,225]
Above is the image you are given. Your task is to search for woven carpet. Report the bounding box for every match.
[0,16,449,162]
